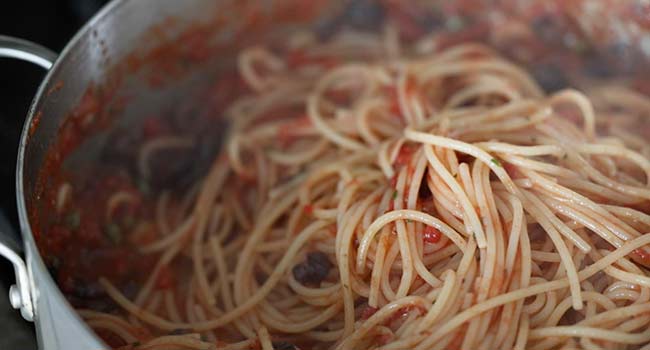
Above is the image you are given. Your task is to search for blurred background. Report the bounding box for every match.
[0,1,108,348]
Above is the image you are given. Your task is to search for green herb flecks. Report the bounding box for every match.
[123,215,136,230]
[170,328,192,335]
[104,223,122,245]
[137,178,151,196]
[491,158,503,167]
[65,210,81,231]
[446,16,465,32]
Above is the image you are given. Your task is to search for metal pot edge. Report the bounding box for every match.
[14,0,131,348]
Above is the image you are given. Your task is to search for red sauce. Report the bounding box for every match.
[287,49,339,69]
[385,305,425,327]
[277,115,312,148]
[437,23,491,51]
[423,226,442,244]
[389,174,398,188]
[28,111,42,138]
[394,144,417,168]
[632,248,650,268]
[33,170,156,302]
[142,116,169,139]
[386,76,417,120]
[377,333,393,346]
[156,265,176,290]
[360,305,379,320]
[628,3,650,29]
[503,162,521,179]
[96,329,132,349]
[206,72,250,118]
[388,96,401,119]
[46,80,64,96]
[446,329,465,350]
[384,0,431,40]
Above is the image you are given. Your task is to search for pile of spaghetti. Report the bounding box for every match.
[88,31,650,350]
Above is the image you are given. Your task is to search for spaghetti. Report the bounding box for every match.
[55,29,650,350]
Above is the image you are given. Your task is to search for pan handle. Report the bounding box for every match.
[0,35,57,322]
[0,213,33,321]
[0,35,57,69]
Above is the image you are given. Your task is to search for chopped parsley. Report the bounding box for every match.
[446,16,465,32]
[104,223,122,245]
[491,158,502,167]
[123,215,136,230]
[137,178,151,196]
[65,210,80,231]
[392,190,398,199]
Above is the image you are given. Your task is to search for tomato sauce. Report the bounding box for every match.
[28,111,42,138]
[423,226,442,244]
[303,204,315,215]
[360,305,379,320]
[277,115,312,148]
[287,49,340,69]
[394,143,417,168]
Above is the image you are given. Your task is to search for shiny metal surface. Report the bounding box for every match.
[12,0,218,348]
[0,213,33,321]
[0,35,56,325]
[0,36,57,70]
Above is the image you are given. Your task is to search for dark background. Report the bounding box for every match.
[0,1,108,348]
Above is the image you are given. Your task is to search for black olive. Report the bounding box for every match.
[292,251,332,286]
[64,210,81,231]
[144,120,226,192]
[272,341,299,350]
[418,172,431,200]
[531,15,562,44]
[314,15,346,41]
[177,123,226,189]
[584,55,615,78]
[530,64,569,93]
[72,280,104,299]
[46,257,60,280]
[103,223,122,245]
[84,297,115,313]
[344,0,385,31]
[100,127,138,169]
[144,144,195,190]
[169,328,193,335]
[416,9,444,33]
[314,0,385,40]
[121,280,139,300]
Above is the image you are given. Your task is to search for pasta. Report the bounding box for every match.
[49,29,650,350]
